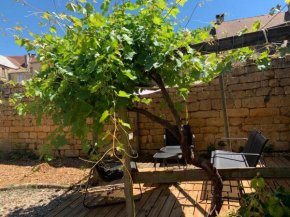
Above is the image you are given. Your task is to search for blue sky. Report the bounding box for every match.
[0,0,287,55]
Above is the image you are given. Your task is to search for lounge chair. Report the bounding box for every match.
[160,125,195,153]
[211,129,269,169]
[83,156,142,208]
[153,125,195,169]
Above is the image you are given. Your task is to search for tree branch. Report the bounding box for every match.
[128,107,180,140]
[150,71,183,129]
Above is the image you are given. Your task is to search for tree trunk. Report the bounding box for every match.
[131,71,224,216]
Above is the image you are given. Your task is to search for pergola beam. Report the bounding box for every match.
[188,25,290,54]
[132,167,290,183]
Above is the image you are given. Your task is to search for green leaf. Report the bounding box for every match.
[169,7,179,18]
[100,0,111,15]
[42,12,51,20]
[257,177,266,189]
[176,0,188,7]
[268,203,284,217]
[89,13,106,28]
[69,16,83,28]
[52,135,68,148]
[78,0,87,3]
[122,34,133,44]
[44,155,54,161]
[36,106,43,126]
[122,70,136,80]
[153,16,162,25]
[50,26,57,33]
[99,110,109,123]
[118,118,131,129]
[15,26,22,31]
[118,90,131,98]
[82,143,91,153]
[66,3,77,12]
[92,122,104,134]
[251,178,257,189]
[251,20,261,32]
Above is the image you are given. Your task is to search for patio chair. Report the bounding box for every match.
[211,129,269,169]
[209,129,268,200]
[83,156,142,208]
[160,124,195,153]
[153,125,195,169]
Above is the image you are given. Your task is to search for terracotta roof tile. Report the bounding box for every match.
[215,12,290,39]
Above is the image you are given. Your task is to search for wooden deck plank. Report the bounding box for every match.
[97,185,142,217]
[219,193,229,216]
[147,185,171,217]
[46,156,290,217]
[169,182,188,217]
[181,184,198,217]
[158,185,181,217]
[136,188,163,217]
[45,193,82,217]
[263,157,282,193]
[116,184,157,217]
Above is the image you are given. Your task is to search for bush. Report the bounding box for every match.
[218,174,290,217]
[0,144,38,160]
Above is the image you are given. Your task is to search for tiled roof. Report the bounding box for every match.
[215,12,290,39]
[0,55,19,69]
[6,55,27,67]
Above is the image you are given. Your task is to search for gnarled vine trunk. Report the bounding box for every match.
[129,71,223,216]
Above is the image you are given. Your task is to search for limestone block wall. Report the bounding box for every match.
[0,82,137,157]
[138,58,290,155]
[1,57,290,157]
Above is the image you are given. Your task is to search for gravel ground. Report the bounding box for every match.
[0,187,78,217]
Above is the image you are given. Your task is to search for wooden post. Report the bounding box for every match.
[219,74,231,149]
[91,120,99,186]
[119,106,135,217]
[133,104,140,154]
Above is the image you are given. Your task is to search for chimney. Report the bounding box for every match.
[25,55,29,67]
[216,14,224,25]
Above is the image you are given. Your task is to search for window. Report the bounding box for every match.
[2,68,5,78]
[17,74,23,82]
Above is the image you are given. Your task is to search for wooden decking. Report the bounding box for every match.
[46,156,290,217]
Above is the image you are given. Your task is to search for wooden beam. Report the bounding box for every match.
[132,167,290,183]
[119,106,135,217]
[189,25,290,54]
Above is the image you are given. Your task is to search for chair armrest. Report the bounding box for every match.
[212,152,260,158]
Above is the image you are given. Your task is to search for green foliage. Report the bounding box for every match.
[263,144,274,153]
[237,175,290,217]
[206,143,216,157]
[0,144,38,160]
[217,141,226,147]
[269,4,282,15]
[238,145,244,153]
[12,0,275,154]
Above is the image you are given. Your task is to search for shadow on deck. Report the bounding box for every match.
[45,156,290,217]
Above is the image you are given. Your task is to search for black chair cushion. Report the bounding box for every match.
[165,125,192,147]
[96,161,137,182]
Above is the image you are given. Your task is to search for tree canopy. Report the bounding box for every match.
[9,1,290,215]
[12,0,274,155]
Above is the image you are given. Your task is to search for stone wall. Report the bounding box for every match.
[1,57,290,156]
[138,58,290,155]
[0,82,137,157]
